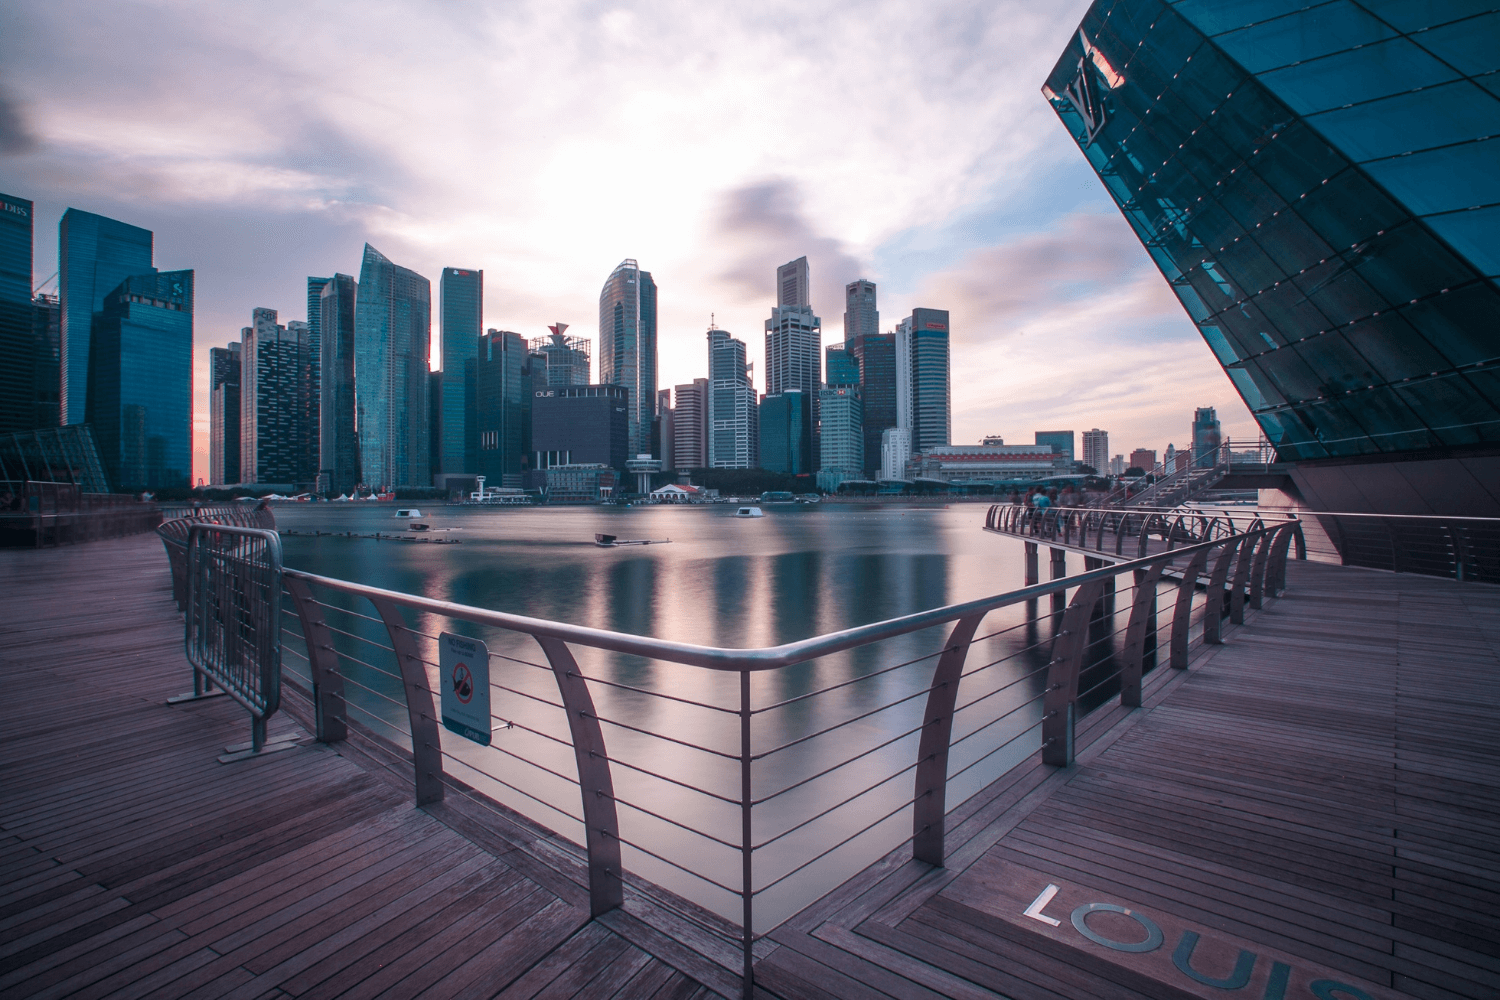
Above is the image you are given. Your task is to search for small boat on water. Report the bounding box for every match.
[394,508,423,518]
[595,533,670,547]
[734,506,764,518]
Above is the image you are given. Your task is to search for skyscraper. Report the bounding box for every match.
[0,192,34,433]
[825,346,860,389]
[657,388,674,471]
[1082,428,1109,475]
[318,273,359,494]
[209,343,241,486]
[474,328,529,487]
[88,270,193,489]
[895,308,951,458]
[58,209,154,426]
[765,256,822,397]
[843,279,878,342]
[1035,430,1075,465]
[529,324,591,386]
[672,378,710,470]
[438,267,482,476]
[598,259,657,457]
[355,244,431,489]
[817,385,863,491]
[759,390,813,474]
[1047,0,1500,516]
[848,332,896,478]
[240,309,316,485]
[708,327,755,468]
[1192,407,1221,469]
[304,277,328,481]
[31,293,60,430]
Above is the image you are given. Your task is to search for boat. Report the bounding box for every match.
[409,523,430,531]
[595,533,670,546]
[394,508,423,518]
[734,506,764,518]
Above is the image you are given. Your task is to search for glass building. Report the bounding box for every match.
[438,267,482,475]
[318,273,359,494]
[848,332,896,479]
[87,270,193,489]
[598,259,657,458]
[0,193,35,435]
[530,324,591,387]
[896,308,952,458]
[707,327,756,469]
[58,209,154,427]
[817,384,864,491]
[1035,430,1075,465]
[240,309,316,485]
[31,293,61,431]
[354,244,431,490]
[209,343,240,485]
[475,328,529,487]
[759,389,814,474]
[1047,0,1500,514]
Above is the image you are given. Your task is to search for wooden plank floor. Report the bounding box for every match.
[756,561,1500,1000]
[0,536,724,1000]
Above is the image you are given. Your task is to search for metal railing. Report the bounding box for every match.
[0,480,162,547]
[984,500,1305,562]
[1094,438,1274,508]
[157,504,277,611]
[260,512,1296,996]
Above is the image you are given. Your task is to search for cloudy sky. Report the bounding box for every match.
[0,0,1258,481]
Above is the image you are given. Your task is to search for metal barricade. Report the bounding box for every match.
[181,523,286,760]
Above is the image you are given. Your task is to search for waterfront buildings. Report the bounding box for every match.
[437,267,482,477]
[31,293,60,431]
[354,244,431,490]
[318,274,359,494]
[759,389,813,475]
[817,384,863,491]
[302,278,326,483]
[910,443,1072,484]
[895,308,951,460]
[1082,428,1110,475]
[1110,454,1126,476]
[825,346,860,390]
[208,343,240,485]
[1047,0,1500,515]
[88,270,193,489]
[656,388,673,471]
[1192,407,1221,468]
[544,464,617,504]
[0,192,34,434]
[598,259,656,457]
[475,329,529,487]
[240,309,316,485]
[848,331,895,479]
[58,210,154,427]
[672,378,710,470]
[708,326,756,469]
[879,426,910,482]
[1035,430,1075,465]
[1129,448,1157,473]
[766,257,822,399]
[531,324,590,387]
[530,384,629,474]
[843,279,878,342]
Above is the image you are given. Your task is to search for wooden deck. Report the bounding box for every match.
[3,534,1498,999]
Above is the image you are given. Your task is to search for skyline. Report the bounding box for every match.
[0,1,1262,484]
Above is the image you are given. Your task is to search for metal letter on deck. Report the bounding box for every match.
[913,613,984,866]
[1170,548,1210,670]
[284,576,346,742]
[1172,930,1255,990]
[1203,538,1242,645]
[535,635,624,917]
[1042,580,1105,766]
[372,598,445,807]
[1120,560,1167,708]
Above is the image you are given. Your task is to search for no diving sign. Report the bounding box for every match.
[439,632,491,745]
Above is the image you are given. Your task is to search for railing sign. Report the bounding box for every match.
[439,632,492,746]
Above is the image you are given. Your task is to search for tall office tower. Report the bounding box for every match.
[707,327,755,468]
[848,332,895,478]
[474,329,529,487]
[1048,1,1500,518]
[1129,449,1156,473]
[657,388,674,470]
[58,209,154,425]
[32,293,61,429]
[530,323,591,386]
[759,390,813,474]
[240,309,315,485]
[318,274,359,493]
[672,378,710,470]
[1035,431,1075,465]
[598,259,657,457]
[765,257,822,397]
[825,346,860,389]
[355,244,431,489]
[880,426,911,482]
[87,270,193,489]
[437,267,482,477]
[843,279,878,342]
[817,385,863,489]
[1082,428,1109,474]
[0,192,34,433]
[304,277,328,480]
[209,343,241,485]
[895,308,951,458]
[1191,407,1221,468]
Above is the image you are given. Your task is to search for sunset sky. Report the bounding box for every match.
[0,0,1260,482]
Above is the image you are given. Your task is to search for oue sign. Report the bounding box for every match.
[959,861,1398,1000]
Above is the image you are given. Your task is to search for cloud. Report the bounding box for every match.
[0,85,36,154]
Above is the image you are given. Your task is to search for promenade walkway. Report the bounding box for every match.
[2,533,1497,999]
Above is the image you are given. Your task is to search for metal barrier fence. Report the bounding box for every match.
[158,504,277,611]
[270,514,1297,996]
[984,501,1304,561]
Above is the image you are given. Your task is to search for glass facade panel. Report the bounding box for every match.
[1343,313,1450,383]
[1213,2,1395,74]
[1401,285,1500,368]
[1413,12,1500,76]
[1358,0,1497,32]
[1363,139,1500,215]
[1306,82,1500,162]
[1424,206,1500,278]
[1258,38,1458,115]
[1170,0,1330,35]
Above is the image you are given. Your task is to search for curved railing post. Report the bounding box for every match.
[1170,548,1211,669]
[371,598,445,807]
[1121,560,1167,707]
[284,576,347,742]
[1203,538,1242,645]
[535,635,625,917]
[1266,523,1298,597]
[1249,531,1276,609]
[1042,579,1106,767]
[1137,515,1155,558]
[913,613,985,866]
[1229,528,1262,625]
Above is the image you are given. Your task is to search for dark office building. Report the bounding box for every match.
[759,389,814,474]
[826,346,860,389]
[318,274,359,494]
[848,332,896,478]
[1047,0,1500,515]
[241,308,315,486]
[844,279,879,342]
[531,384,629,473]
[58,209,154,426]
[438,267,482,476]
[1035,430,1075,465]
[33,294,60,430]
[475,329,529,487]
[354,244,430,489]
[87,270,193,489]
[209,343,240,485]
[0,193,35,434]
[305,277,328,482]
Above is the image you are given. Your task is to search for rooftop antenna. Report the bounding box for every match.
[710,312,716,330]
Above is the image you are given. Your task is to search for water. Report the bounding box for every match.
[272,501,1148,930]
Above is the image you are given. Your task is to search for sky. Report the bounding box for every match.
[0,0,1260,483]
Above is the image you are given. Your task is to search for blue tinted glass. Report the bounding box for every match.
[1219,228,1287,289]
[1295,330,1382,393]
[1391,374,1500,446]
[1455,371,1500,441]
[1307,82,1500,162]
[1226,360,1284,409]
[1358,0,1498,32]
[1255,342,1326,401]
[1254,206,1334,274]
[1217,166,1284,230]
[1425,205,1500,278]
[1254,279,1335,339]
[1295,399,1384,453]
[1400,284,1500,367]
[1294,168,1406,249]
[1479,72,1500,99]
[1302,262,1388,324]
[1172,0,1333,36]
[1258,38,1459,115]
[1410,13,1500,75]
[1171,45,1244,118]
[1217,3,1397,73]
[1252,121,1348,202]
[1351,221,1483,304]
[1343,313,1450,382]
[1200,322,1243,364]
[1364,138,1500,215]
